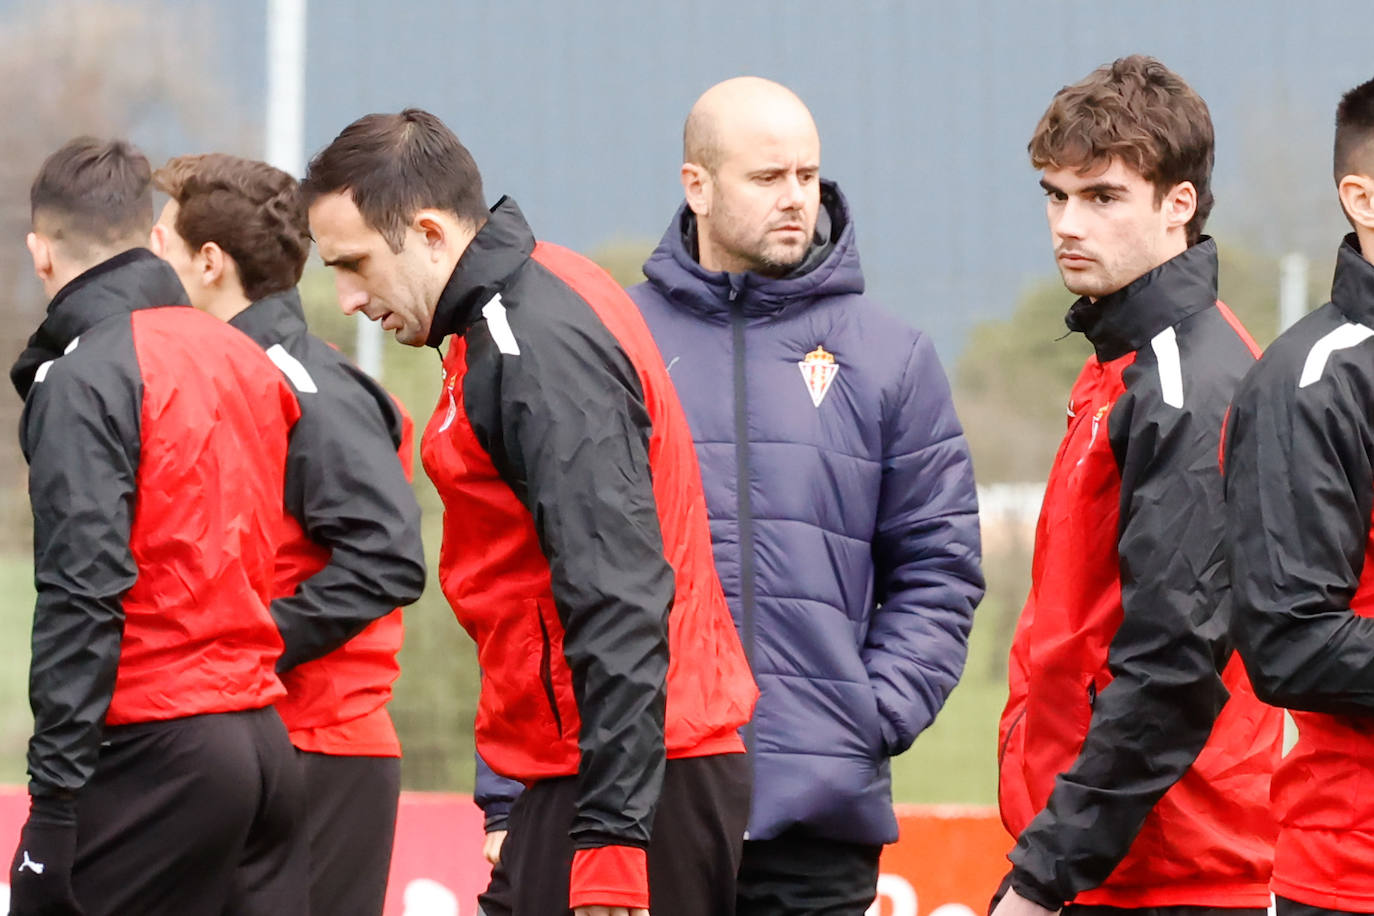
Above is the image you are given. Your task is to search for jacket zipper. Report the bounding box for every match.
[536,608,564,737]
[729,286,757,764]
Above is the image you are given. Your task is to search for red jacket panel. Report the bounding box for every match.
[107,307,298,724]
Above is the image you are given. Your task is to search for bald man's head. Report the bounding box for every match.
[683,77,818,172]
[679,77,823,276]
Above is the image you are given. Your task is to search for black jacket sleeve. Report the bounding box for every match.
[274,362,426,671]
[20,352,141,807]
[1011,374,1231,907]
[464,307,673,853]
[1225,351,1374,714]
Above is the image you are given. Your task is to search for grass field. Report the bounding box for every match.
[0,557,34,785]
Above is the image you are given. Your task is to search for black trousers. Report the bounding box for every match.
[298,751,401,916]
[71,706,306,916]
[735,831,882,916]
[1276,897,1373,916]
[479,753,750,916]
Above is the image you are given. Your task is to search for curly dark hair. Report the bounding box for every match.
[152,153,310,301]
[1029,55,1214,245]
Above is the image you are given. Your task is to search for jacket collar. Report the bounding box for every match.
[1065,237,1219,362]
[1330,234,1374,327]
[640,179,865,321]
[426,196,535,347]
[11,248,188,398]
[228,287,308,349]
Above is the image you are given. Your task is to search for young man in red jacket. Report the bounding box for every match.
[303,109,757,916]
[993,56,1281,916]
[8,138,305,915]
[1225,75,1374,916]
[149,152,427,916]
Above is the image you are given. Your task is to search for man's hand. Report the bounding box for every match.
[482,829,507,865]
[9,819,82,915]
[572,909,649,916]
[989,887,1058,916]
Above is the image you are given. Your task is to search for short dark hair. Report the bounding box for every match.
[31,137,154,256]
[153,154,310,301]
[301,108,488,253]
[1029,55,1215,245]
[1335,76,1374,184]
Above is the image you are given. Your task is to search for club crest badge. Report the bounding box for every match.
[798,345,839,408]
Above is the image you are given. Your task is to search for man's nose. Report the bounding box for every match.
[1054,197,1086,239]
[335,277,369,316]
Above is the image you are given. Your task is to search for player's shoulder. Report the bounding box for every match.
[1244,302,1370,404]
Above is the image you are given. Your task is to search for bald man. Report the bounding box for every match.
[635,77,982,914]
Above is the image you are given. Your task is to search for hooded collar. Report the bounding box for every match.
[228,287,308,349]
[1330,233,1374,327]
[640,179,865,321]
[1064,237,1219,363]
[426,196,535,347]
[11,248,187,398]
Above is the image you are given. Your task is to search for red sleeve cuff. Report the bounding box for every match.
[569,844,649,909]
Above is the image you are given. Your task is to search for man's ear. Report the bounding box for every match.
[196,241,231,289]
[148,223,169,258]
[413,210,448,261]
[682,162,712,218]
[1339,174,1374,230]
[25,232,53,283]
[1161,180,1199,233]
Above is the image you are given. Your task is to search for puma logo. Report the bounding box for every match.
[18,850,44,874]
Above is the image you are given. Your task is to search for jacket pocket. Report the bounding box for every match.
[999,708,1026,768]
[534,600,565,739]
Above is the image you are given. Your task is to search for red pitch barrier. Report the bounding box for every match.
[0,788,1009,915]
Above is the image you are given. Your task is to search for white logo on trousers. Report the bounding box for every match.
[18,850,44,874]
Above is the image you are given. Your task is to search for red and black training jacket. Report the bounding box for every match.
[228,289,426,757]
[998,239,1281,909]
[10,249,301,809]
[1225,234,1374,912]
[420,198,757,910]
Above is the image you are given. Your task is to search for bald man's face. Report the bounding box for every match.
[689,119,821,277]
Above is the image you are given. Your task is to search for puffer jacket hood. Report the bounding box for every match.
[641,180,865,321]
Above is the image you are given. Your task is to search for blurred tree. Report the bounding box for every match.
[0,0,256,552]
[588,238,655,288]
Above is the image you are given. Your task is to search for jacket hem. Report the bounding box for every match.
[1272,876,1374,911]
[1074,883,1274,909]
